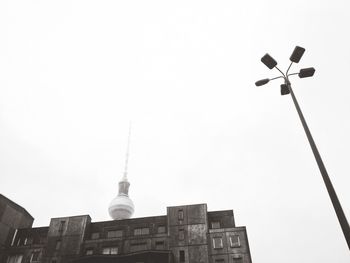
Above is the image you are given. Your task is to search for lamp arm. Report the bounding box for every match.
[274,66,286,79]
[270,76,285,81]
[286,62,293,76]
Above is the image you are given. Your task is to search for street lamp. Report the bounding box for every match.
[255,46,350,250]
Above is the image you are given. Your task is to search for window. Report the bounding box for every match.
[232,255,243,263]
[213,237,223,249]
[211,221,221,229]
[215,259,224,262]
[134,228,142,235]
[130,242,147,251]
[58,221,65,233]
[179,250,185,262]
[155,241,165,249]
[102,247,118,255]
[157,226,166,233]
[24,238,33,246]
[16,238,21,246]
[178,210,184,220]
[142,228,149,235]
[91,232,99,239]
[178,229,185,240]
[28,238,33,245]
[229,235,241,248]
[39,237,46,244]
[30,251,40,262]
[85,249,93,255]
[134,228,149,236]
[11,229,18,246]
[107,230,123,238]
[55,240,61,250]
[6,255,23,263]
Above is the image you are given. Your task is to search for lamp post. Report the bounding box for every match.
[255,46,350,250]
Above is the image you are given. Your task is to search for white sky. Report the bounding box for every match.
[1,0,350,262]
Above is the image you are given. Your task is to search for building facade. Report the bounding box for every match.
[0,196,252,263]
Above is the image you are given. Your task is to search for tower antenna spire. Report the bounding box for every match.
[123,122,131,181]
[109,122,135,220]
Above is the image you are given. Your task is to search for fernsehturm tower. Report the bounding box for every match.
[108,125,134,220]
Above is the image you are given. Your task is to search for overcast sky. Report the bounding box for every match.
[1,0,350,262]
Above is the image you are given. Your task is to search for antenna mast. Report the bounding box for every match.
[123,122,131,180]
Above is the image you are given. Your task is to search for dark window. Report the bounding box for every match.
[213,237,223,249]
[30,251,40,262]
[229,235,241,248]
[85,249,93,255]
[179,229,185,240]
[232,255,242,263]
[157,225,166,233]
[179,250,185,262]
[58,221,65,233]
[55,240,61,250]
[211,221,220,229]
[178,210,184,220]
[215,259,225,262]
[39,237,46,244]
[107,230,123,238]
[91,232,99,239]
[16,238,21,246]
[155,241,165,249]
[27,238,33,245]
[130,242,147,251]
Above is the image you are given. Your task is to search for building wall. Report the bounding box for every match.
[0,195,34,263]
[167,204,209,263]
[208,227,252,263]
[1,201,252,263]
[42,215,91,263]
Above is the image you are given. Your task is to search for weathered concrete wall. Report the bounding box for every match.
[168,204,209,263]
[43,215,91,263]
[0,195,34,263]
[208,227,252,263]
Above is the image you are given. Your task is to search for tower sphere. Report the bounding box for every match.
[108,177,134,220]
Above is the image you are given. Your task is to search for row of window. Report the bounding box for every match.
[215,256,243,263]
[91,226,166,240]
[213,235,241,249]
[6,251,40,263]
[13,237,47,247]
[85,241,166,255]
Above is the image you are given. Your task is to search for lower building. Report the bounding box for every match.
[0,196,252,263]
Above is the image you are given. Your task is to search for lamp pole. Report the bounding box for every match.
[256,46,350,250]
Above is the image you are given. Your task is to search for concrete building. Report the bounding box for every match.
[0,196,252,263]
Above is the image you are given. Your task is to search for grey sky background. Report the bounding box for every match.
[1,0,350,262]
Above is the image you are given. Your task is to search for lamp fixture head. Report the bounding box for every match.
[290,46,305,63]
[299,67,315,78]
[261,53,277,69]
[255,78,270,86]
